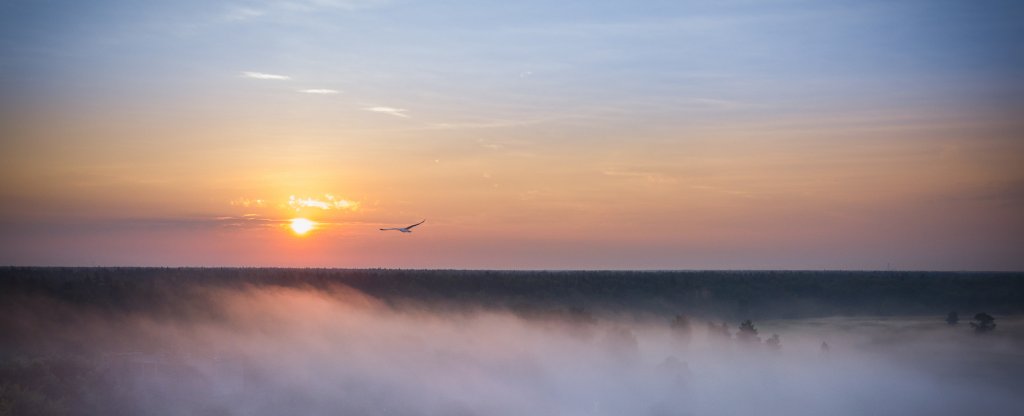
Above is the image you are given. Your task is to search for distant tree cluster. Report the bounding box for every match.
[946,311,959,325]
[3,268,1023,320]
[970,313,996,333]
[736,320,760,344]
[945,311,997,333]
[0,355,108,416]
[698,318,782,350]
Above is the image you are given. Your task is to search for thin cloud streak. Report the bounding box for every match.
[225,7,266,21]
[602,169,678,184]
[224,0,390,21]
[298,88,340,94]
[364,106,409,118]
[289,0,390,11]
[242,71,291,80]
[229,198,268,208]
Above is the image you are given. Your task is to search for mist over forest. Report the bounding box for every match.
[2,268,1023,415]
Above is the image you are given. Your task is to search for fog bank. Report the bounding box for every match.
[2,283,1022,415]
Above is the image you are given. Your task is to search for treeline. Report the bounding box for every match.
[2,267,1022,319]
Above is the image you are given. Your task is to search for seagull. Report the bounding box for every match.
[380,220,425,233]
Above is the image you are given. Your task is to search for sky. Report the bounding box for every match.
[1,0,1022,269]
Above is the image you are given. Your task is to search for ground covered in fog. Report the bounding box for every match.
[1,268,1023,415]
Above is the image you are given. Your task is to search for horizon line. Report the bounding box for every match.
[3,266,1022,274]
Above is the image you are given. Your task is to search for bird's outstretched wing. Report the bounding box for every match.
[380,228,399,231]
[406,219,426,229]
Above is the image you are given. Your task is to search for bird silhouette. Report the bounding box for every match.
[380,220,425,233]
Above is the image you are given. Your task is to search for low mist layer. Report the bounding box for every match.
[1,269,1023,415]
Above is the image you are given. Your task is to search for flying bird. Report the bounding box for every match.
[380,220,425,233]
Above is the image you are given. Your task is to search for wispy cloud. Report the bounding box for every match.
[225,7,266,21]
[298,88,340,95]
[603,169,677,184]
[364,106,409,118]
[225,0,390,21]
[242,71,291,80]
[229,198,268,208]
[280,0,390,12]
[106,215,287,230]
[212,215,284,228]
[288,195,360,211]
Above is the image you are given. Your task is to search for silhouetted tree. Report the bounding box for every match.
[736,319,760,343]
[945,311,959,325]
[970,313,996,333]
[765,334,781,350]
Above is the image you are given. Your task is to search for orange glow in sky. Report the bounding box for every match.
[290,218,316,236]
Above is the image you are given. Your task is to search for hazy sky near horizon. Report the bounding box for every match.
[1,0,1023,269]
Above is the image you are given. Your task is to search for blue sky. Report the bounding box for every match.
[4,0,1021,111]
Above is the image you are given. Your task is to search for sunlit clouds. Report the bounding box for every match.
[218,195,359,235]
[288,195,359,211]
[229,195,359,212]
[229,198,268,208]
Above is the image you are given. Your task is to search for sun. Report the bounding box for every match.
[290,218,316,235]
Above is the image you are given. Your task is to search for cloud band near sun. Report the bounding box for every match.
[230,195,360,212]
[288,195,359,211]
